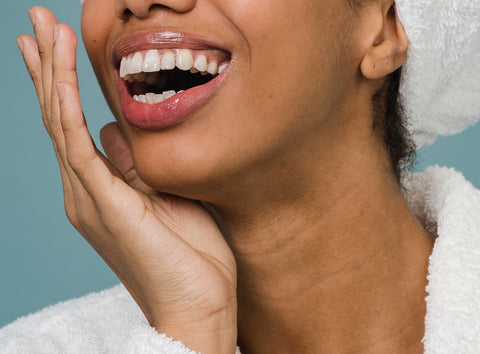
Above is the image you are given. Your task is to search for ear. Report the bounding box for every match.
[360,2,409,80]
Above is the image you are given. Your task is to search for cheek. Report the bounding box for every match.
[81,1,109,56]
[81,1,116,89]
[223,0,353,135]
[81,1,123,120]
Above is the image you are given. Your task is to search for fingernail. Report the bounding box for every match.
[53,24,59,43]
[28,9,36,27]
[56,82,66,101]
[16,37,24,53]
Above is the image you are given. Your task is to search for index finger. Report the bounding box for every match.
[50,23,79,162]
[29,7,58,124]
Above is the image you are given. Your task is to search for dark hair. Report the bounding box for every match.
[373,68,416,181]
[347,0,416,181]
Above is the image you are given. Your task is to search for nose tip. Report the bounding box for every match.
[115,0,196,20]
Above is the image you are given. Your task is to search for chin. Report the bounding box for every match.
[129,139,230,200]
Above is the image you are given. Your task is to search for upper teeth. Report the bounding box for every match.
[120,49,229,79]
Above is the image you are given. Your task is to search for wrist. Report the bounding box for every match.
[153,304,238,353]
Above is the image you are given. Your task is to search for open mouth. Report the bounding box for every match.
[119,48,230,104]
[113,31,233,129]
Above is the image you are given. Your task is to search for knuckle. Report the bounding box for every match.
[38,46,48,61]
[67,152,96,176]
[76,214,89,232]
[49,122,62,136]
[28,70,40,85]
[66,149,85,170]
[65,197,92,236]
[47,124,64,146]
[75,207,99,238]
[67,158,85,175]
[64,205,79,227]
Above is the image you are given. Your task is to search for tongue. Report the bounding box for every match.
[130,81,155,95]
[127,69,215,96]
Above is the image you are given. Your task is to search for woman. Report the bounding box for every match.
[3,0,480,352]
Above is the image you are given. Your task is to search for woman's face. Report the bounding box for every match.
[81,0,363,201]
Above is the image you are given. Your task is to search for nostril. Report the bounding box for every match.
[118,5,168,20]
[149,4,169,11]
[149,1,196,15]
[114,1,134,21]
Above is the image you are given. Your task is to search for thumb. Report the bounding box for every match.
[100,122,152,192]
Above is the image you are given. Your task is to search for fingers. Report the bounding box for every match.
[18,8,81,216]
[51,25,78,86]
[16,35,44,117]
[51,23,79,162]
[55,80,131,213]
[56,82,108,188]
[30,7,58,123]
[17,30,77,218]
[20,8,130,220]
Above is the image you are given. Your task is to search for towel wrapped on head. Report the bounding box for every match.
[395,0,480,147]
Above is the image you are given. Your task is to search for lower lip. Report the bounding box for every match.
[118,71,226,129]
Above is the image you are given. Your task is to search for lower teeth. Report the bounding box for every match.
[134,90,184,104]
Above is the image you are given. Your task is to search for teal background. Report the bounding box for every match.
[1,1,479,328]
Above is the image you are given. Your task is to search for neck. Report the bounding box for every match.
[211,139,433,353]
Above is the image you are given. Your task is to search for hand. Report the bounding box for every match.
[17,7,237,353]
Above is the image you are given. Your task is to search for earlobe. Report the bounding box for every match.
[361,41,396,80]
[360,4,409,80]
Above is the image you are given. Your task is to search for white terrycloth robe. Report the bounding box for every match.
[1,166,479,353]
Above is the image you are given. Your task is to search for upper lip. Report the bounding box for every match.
[111,30,231,68]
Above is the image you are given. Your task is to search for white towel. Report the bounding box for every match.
[392,0,480,146]
[403,166,480,352]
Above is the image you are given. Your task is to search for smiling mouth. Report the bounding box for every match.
[120,48,231,104]
[112,31,233,129]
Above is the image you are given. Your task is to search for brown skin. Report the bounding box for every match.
[17,0,433,353]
